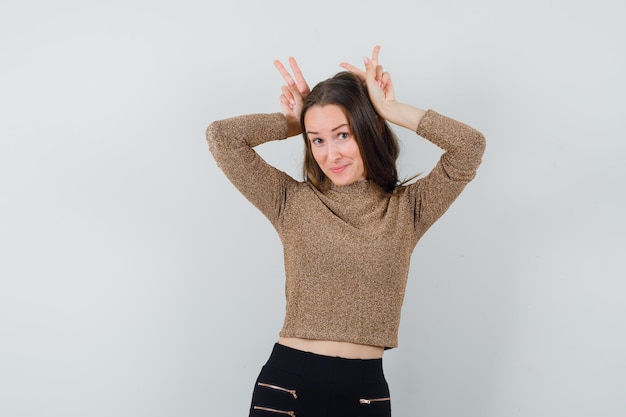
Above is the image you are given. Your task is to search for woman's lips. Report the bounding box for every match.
[329,164,348,174]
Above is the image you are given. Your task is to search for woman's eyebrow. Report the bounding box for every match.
[306,123,349,135]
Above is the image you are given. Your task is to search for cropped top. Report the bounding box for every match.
[206,110,485,348]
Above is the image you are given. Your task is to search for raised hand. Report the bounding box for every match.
[274,57,311,136]
[340,45,424,131]
[340,45,396,118]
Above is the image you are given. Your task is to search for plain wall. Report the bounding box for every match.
[1,0,624,416]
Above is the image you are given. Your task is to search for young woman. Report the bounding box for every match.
[206,46,486,417]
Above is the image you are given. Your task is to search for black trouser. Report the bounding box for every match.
[249,343,391,417]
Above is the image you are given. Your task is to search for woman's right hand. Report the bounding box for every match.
[274,57,310,136]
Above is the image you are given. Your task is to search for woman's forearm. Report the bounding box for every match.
[378,101,426,132]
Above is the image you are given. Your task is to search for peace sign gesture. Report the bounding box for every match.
[274,57,311,136]
[339,45,396,119]
[340,45,424,131]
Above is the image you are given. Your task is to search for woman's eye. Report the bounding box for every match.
[338,132,349,140]
[312,138,323,145]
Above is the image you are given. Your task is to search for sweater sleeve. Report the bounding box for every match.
[410,109,486,233]
[206,112,296,226]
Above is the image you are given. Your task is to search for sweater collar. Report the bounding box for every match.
[328,179,375,194]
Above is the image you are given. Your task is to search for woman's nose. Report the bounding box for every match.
[327,143,342,161]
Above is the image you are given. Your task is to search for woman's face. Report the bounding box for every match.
[304,104,366,187]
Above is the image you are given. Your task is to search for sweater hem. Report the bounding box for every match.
[279,328,398,350]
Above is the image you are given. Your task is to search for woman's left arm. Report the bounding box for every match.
[409,110,486,231]
[342,46,485,229]
[340,45,426,131]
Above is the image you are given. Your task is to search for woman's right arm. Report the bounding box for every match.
[206,112,295,226]
[206,56,311,226]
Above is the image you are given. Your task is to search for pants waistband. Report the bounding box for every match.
[265,343,385,384]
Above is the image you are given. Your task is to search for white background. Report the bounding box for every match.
[1,1,624,416]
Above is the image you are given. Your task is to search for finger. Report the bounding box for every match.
[281,85,294,100]
[279,94,289,109]
[288,57,310,95]
[339,61,366,81]
[282,85,300,110]
[279,94,294,111]
[370,45,381,68]
[381,71,392,86]
[375,65,384,81]
[363,55,377,86]
[274,60,295,85]
[284,78,303,100]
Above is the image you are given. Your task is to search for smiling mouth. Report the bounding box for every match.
[329,165,348,174]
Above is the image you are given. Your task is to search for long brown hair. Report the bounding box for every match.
[300,71,400,193]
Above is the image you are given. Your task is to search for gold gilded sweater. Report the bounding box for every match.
[206,110,485,348]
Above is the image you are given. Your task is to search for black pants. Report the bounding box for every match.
[249,343,391,417]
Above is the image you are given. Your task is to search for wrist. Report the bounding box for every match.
[286,119,302,137]
[380,102,425,131]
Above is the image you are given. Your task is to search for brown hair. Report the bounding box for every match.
[300,71,400,193]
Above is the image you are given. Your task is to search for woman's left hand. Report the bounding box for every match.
[340,45,396,118]
[341,45,424,131]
